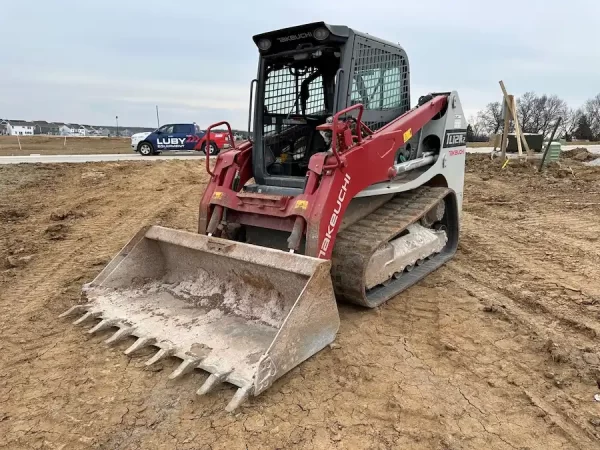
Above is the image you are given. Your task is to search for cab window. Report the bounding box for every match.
[158,125,174,134]
[173,124,190,134]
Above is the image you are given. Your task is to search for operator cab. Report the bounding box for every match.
[247,22,411,195]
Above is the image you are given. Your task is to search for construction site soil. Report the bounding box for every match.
[1,154,600,449]
[0,136,132,156]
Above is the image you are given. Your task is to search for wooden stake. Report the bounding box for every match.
[500,95,512,160]
[499,81,531,157]
[513,97,523,158]
[17,134,22,151]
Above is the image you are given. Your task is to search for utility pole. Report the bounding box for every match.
[156,106,160,128]
[116,115,119,137]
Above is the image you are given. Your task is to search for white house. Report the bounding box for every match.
[59,124,89,136]
[7,120,35,135]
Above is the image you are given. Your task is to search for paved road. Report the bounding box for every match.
[0,145,598,165]
[0,153,207,164]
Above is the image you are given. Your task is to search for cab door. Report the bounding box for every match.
[155,124,175,150]
[172,124,190,150]
[174,124,196,151]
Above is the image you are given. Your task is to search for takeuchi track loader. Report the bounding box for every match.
[61,22,467,412]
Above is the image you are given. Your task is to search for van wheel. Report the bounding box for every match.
[201,141,219,156]
[138,141,155,156]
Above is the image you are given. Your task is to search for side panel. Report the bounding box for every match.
[304,95,450,258]
[353,91,467,213]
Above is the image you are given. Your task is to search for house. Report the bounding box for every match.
[60,124,88,136]
[33,120,60,135]
[0,120,8,135]
[94,127,111,136]
[6,120,35,136]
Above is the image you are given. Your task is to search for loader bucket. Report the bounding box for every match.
[61,226,339,412]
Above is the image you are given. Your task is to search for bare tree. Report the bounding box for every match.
[476,102,503,136]
[582,94,600,139]
[517,91,538,134]
[516,92,568,139]
[562,108,583,140]
[468,115,483,138]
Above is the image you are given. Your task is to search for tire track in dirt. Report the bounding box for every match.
[2,165,199,315]
[3,156,600,449]
[447,268,600,448]
[0,161,207,449]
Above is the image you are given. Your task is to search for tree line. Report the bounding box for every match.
[467,92,600,142]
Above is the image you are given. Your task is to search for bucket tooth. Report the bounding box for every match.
[145,347,174,366]
[225,385,251,413]
[105,326,134,346]
[88,318,118,334]
[59,304,91,318]
[73,311,101,325]
[197,371,230,396]
[124,336,156,356]
[168,358,202,380]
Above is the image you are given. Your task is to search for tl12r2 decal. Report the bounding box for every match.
[443,129,467,148]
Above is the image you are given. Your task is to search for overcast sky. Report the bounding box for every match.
[1,0,598,129]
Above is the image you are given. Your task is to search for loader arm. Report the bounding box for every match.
[199,94,449,259]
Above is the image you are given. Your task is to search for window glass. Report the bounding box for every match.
[173,124,189,134]
[350,43,404,111]
[158,125,174,134]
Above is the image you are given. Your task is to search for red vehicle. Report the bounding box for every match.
[199,129,232,153]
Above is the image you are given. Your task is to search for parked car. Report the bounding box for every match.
[131,123,231,156]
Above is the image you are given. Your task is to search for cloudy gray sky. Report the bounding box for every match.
[1,0,598,129]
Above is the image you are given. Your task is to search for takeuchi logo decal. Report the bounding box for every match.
[319,173,351,258]
[277,32,313,43]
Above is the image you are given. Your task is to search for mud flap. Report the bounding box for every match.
[61,226,339,411]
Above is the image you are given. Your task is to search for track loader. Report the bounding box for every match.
[61,22,466,412]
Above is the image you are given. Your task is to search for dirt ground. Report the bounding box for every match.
[7,136,595,157]
[0,136,133,156]
[1,154,600,449]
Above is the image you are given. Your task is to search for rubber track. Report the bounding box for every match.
[332,186,452,307]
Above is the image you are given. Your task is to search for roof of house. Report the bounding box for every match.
[8,120,35,126]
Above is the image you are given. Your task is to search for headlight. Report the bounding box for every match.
[257,38,271,51]
[313,27,330,41]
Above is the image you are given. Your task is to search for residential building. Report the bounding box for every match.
[1,118,155,136]
[94,127,111,136]
[33,121,60,135]
[59,124,72,136]
[61,124,88,136]
[6,120,35,135]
